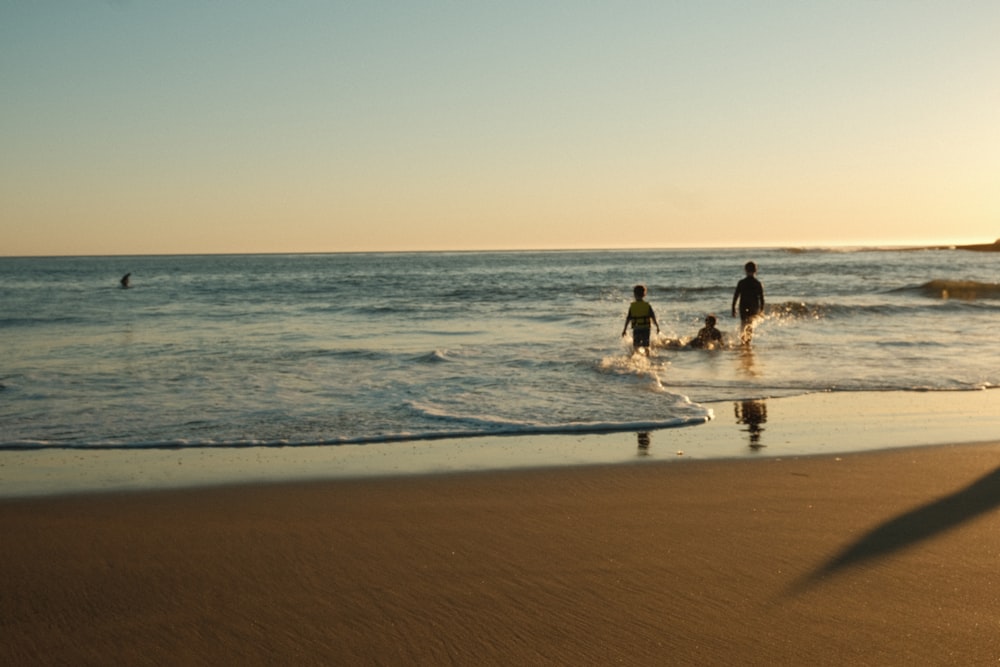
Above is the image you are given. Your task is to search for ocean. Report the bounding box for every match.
[2,247,999,452]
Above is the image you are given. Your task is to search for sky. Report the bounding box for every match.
[2,1,998,256]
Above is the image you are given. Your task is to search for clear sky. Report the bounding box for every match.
[2,1,998,256]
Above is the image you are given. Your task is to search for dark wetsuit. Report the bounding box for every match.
[732,276,764,343]
[732,276,764,323]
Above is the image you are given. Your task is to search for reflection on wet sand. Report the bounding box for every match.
[735,399,768,449]
[636,431,651,456]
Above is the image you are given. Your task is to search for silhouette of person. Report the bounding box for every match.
[731,261,764,345]
[622,284,660,354]
[687,314,724,349]
[120,272,131,289]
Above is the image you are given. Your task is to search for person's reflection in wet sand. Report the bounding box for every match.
[735,399,767,449]
[637,431,651,456]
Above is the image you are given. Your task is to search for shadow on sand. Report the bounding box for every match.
[791,465,1000,593]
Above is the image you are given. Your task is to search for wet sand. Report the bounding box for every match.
[5,389,1000,498]
[3,440,1000,664]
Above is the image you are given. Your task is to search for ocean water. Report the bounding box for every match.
[2,248,999,451]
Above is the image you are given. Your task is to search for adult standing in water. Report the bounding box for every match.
[731,261,764,345]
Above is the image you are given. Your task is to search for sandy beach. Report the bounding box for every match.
[4,433,1000,665]
[8,1,1000,662]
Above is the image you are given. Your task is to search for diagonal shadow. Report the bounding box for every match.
[793,465,1000,591]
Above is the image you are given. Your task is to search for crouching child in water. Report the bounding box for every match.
[688,314,724,350]
[622,284,660,354]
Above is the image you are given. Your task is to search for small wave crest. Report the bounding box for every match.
[597,351,663,374]
[414,349,454,363]
[0,414,711,452]
[913,280,1000,301]
[755,301,829,325]
[767,301,825,319]
[597,351,680,393]
[405,399,710,435]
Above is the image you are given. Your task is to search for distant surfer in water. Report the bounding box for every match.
[731,261,764,345]
[688,314,723,350]
[622,284,660,354]
[120,272,131,289]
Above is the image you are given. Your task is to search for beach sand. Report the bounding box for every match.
[4,439,1000,665]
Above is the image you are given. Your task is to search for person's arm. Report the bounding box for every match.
[731,285,739,317]
[757,282,765,311]
[622,311,632,336]
[649,307,660,333]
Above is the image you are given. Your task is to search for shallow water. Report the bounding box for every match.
[2,247,998,450]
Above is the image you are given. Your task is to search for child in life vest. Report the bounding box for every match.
[622,284,660,353]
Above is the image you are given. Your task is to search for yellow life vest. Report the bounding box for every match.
[629,301,652,328]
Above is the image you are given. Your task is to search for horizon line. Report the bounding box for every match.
[1,240,992,260]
